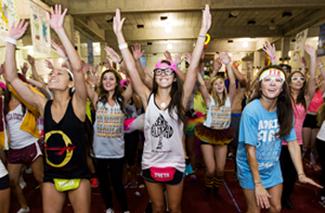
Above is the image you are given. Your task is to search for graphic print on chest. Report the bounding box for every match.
[151,114,174,150]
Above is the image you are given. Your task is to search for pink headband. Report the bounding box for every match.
[0,82,6,90]
[154,60,177,72]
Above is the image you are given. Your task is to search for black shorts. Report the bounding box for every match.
[303,114,318,129]
[0,175,9,190]
[124,131,140,166]
[142,169,184,185]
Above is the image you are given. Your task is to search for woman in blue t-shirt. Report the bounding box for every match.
[236,65,321,212]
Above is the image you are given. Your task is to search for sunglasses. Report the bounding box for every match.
[154,68,174,76]
[291,77,305,81]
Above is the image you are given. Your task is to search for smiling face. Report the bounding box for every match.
[260,73,284,100]
[154,62,175,88]
[212,77,225,94]
[101,71,118,92]
[289,71,305,91]
[47,67,73,91]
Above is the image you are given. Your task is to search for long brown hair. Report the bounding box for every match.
[287,71,307,109]
[98,69,125,113]
[210,76,227,106]
[152,60,185,122]
[317,101,325,127]
[251,65,293,138]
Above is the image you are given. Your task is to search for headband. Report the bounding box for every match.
[154,60,177,72]
[259,68,285,82]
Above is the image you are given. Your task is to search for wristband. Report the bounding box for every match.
[118,43,128,50]
[198,34,206,38]
[298,173,305,177]
[5,37,17,45]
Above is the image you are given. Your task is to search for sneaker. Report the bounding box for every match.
[19,177,27,189]
[24,167,32,174]
[106,208,114,213]
[17,207,30,213]
[90,177,99,188]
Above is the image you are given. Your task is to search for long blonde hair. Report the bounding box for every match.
[210,76,227,106]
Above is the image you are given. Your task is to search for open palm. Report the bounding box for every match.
[113,8,126,35]
[8,20,29,40]
[47,4,67,31]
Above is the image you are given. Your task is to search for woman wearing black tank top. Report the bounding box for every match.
[4,5,90,213]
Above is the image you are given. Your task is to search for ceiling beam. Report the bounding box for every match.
[105,26,282,42]
[282,9,325,36]
[67,0,325,15]
[74,18,106,41]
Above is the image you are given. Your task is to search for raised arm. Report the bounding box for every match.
[197,72,210,105]
[132,43,154,88]
[4,20,46,115]
[182,4,211,109]
[220,52,236,102]
[232,61,247,84]
[113,8,150,108]
[47,5,87,115]
[304,44,316,102]
[262,41,277,65]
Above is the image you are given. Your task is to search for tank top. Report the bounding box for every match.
[43,99,89,179]
[282,103,306,145]
[0,159,7,178]
[204,96,231,129]
[142,94,185,172]
[92,101,125,159]
[6,104,38,149]
[308,90,323,113]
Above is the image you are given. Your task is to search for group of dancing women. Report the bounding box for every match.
[0,4,324,213]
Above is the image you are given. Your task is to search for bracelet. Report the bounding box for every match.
[5,37,17,45]
[118,43,128,50]
[298,173,305,177]
[118,58,124,64]
[198,34,206,38]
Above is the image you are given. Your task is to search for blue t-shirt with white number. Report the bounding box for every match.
[236,99,296,189]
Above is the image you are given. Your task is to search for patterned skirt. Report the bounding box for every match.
[194,124,234,145]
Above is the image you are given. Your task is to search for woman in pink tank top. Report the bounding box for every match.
[281,45,322,209]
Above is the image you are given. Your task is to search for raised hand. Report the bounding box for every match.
[47,4,67,31]
[184,53,192,64]
[219,52,231,65]
[27,55,35,66]
[200,4,212,34]
[262,41,276,61]
[304,44,316,58]
[164,51,172,61]
[51,39,67,58]
[45,59,54,70]
[113,8,126,35]
[131,43,144,60]
[21,62,29,75]
[8,19,29,40]
[105,46,121,64]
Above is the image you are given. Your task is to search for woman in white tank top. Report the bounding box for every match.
[112,5,212,213]
[195,53,236,194]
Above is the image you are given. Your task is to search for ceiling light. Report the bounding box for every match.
[165,25,172,33]
[229,11,239,18]
[242,41,249,48]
